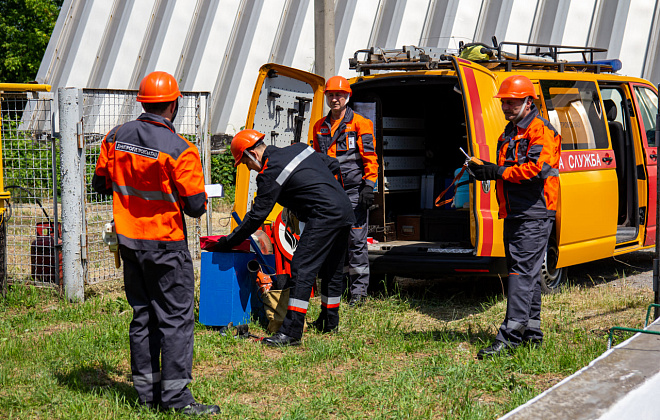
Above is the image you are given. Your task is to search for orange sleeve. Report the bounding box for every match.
[501,121,560,184]
[356,115,378,186]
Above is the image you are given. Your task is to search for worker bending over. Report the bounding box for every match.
[311,76,378,307]
[93,72,218,415]
[469,75,561,359]
[216,129,355,347]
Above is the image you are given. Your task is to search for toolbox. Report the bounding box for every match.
[199,251,275,327]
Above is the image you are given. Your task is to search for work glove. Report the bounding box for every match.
[214,236,233,253]
[468,160,500,181]
[358,186,375,211]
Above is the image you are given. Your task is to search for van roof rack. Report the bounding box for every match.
[349,37,620,75]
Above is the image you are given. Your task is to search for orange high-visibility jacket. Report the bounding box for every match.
[311,107,378,189]
[495,104,561,219]
[93,113,207,250]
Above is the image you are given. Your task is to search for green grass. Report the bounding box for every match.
[0,277,652,419]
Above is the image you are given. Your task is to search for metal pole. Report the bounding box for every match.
[58,87,85,302]
[655,83,660,319]
[314,0,335,80]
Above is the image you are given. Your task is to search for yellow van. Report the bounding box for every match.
[233,40,659,292]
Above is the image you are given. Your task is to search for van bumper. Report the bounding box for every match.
[368,252,507,278]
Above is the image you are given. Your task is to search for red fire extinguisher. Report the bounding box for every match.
[30,222,63,284]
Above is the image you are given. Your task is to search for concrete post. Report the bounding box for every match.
[314,0,335,80]
[58,87,85,302]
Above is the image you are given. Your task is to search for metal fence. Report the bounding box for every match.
[81,89,210,285]
[0,87,210,289]
[0,90,60,288]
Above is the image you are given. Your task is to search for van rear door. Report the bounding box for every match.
[233,64,325,228]
[452,57,506,258]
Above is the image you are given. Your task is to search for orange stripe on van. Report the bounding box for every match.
[463,67,493,256]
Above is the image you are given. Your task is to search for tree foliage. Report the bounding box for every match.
[210,149,236,203]
[0,0,64,83]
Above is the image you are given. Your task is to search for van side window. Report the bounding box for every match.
[633,86,658,147]
[540,80,608,150]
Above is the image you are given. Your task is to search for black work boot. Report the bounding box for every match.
[174,402,220,415]
[262,332,301,347]
[348,294,366,308]
[312,318,338,334]
[477,340,517,359]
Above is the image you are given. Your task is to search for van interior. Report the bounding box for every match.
[599,85,640,244]
[351,75,474,250]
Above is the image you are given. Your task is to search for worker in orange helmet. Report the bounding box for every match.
[468,74,561,359]
[311,75,378,307]
[216,129,355,346]
[93,71,218,415]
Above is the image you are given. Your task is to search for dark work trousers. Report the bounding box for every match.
[344,185,370,298]
[495,218,553,346]
[279,224,351,338]
[120,246,195,409]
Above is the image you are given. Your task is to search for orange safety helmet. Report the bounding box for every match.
[136,71,182,103]
[324,75,352,95]
[231,129,265,167]
[494,75,538,99]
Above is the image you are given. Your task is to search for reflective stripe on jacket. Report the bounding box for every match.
[225,143,355,248]
[311,107,378,189]
[495,104,561,219]
[93,113,207,250]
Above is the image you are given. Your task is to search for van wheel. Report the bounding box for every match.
[540,240,567,294]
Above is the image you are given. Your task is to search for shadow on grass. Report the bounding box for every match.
[403,328,495,346]
[371,275,507,323]
[53,362,138,405]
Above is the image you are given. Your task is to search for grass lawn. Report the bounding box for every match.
[0,269,653,419]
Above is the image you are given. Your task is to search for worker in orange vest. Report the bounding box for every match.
[311,76,378,307]
[469,75,561,359]
[93,71,218,415]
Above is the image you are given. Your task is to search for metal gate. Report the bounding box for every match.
[0,86,60,289]
[81,89,210,285]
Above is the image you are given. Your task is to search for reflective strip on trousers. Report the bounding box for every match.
[162,378,192,391]
[527,319,541,329]
[132,372,162,387]
[507,320,526,333]
[288,297,309,313]
[276,147,314,185]
[348,266,369,276]
[321,294,341,308]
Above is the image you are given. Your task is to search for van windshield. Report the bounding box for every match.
[540,80,608,150]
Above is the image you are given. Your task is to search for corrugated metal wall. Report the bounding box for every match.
[36,0,660,136]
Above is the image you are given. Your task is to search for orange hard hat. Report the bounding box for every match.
[324,76,352,95]
[137,71,182,103]
[494,75,538,99]
[231,129,265,167]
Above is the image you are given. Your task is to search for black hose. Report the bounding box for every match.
[5,185,51,223]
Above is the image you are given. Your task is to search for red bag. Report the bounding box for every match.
[199,235,251,252]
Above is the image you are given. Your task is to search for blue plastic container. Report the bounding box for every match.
[199,251,274,326]
[453,168,470,209]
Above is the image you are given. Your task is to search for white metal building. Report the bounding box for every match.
[37,0,660,136]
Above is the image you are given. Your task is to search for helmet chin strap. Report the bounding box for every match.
[171,99,179,123]
[244,150,262,171]
[512,97,530,123]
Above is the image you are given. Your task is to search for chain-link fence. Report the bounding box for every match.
[82,89,210,285]
[1,89,60,288]
[1,87,210,289]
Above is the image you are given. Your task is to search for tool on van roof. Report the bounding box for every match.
[349,38,620,75]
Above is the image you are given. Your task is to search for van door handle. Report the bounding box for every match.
[650,153,657,160]
[602,157,613,164]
